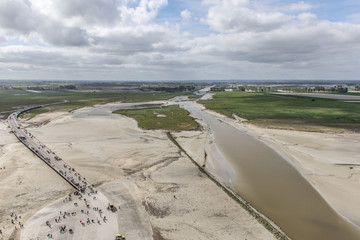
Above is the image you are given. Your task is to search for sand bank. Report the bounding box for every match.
[1,102,276,240]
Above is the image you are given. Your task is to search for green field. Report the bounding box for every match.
[113,105,199,130]
[0,89,182,119]
[200,92,360,132]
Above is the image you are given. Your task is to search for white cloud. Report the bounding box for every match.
[120,0,168,25]
[204,0,292,33]
[296,12,317,24]
[181,10,192,23]
[202,0,249,7]
[0,0,360,80]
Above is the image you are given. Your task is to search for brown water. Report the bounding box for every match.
[181,102,360,240]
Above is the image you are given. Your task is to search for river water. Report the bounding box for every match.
[180,101,360,240]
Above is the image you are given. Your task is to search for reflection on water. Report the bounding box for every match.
[181,101,360,240]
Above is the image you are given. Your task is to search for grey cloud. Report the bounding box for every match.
[201,0,360,68]
[40,24,89,47]
[0,47,76,67]
[53,0,167,27]
[128,52,209,69]
[0,45,128,73]
[91,25,185,55]
[0,0,38,34]
[0,35,6,43]
[92,36,158,55]
[194,20,360,67]
[55,0,121,26]
[0,0,90,46]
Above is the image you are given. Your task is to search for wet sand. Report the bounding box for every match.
[0,103,276,240]
[2,99,358,239]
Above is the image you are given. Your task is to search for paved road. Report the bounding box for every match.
[7,107,94,194]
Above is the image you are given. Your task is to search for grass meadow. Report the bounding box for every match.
[113,105,199,130]
[200,92,360,132]
[0,89,182,119]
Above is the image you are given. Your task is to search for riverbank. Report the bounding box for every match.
[0,102,277,240]
[248,127,360,227]
[167,132,289,240]
[190,101,360,229]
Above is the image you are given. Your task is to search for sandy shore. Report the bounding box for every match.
[0,103,276,240]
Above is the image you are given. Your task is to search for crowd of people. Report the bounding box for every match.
[42,189,111,238]
[9,212,24,230]
[5,109,120,239]
[8,110,92,194]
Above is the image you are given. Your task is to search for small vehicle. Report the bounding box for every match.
[115,234,126,240]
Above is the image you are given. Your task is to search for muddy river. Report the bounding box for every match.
[180,101,360,240]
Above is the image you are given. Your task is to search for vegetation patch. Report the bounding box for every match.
[113,105,199,130]
[0,89,183,119]
[187,94,201,100]
[200,92,360,132]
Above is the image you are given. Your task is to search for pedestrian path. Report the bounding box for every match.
[7,106,94,194]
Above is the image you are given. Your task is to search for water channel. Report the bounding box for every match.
[180,101,360,240]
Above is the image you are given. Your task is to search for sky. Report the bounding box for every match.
[0,0,360,81]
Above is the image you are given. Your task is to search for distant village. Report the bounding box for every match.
[210,83,359,94]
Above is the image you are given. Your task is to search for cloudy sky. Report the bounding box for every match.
[1,0,360,81]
